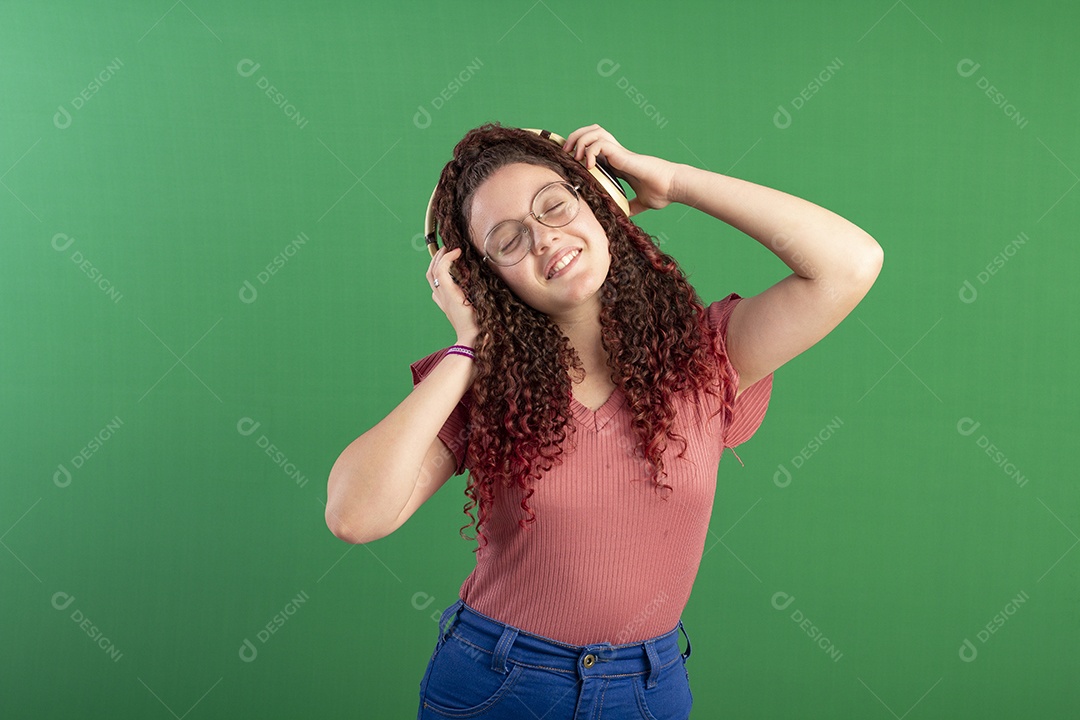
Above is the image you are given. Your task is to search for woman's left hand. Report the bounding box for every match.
[561,124,678,216]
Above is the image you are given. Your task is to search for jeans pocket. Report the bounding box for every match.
[420,630,526,718]
[633,657,693,720]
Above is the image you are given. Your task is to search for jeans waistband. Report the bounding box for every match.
[435,598,692,689]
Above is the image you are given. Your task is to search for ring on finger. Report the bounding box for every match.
[433,278,440,288]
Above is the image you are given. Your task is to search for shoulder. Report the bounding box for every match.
[704,292,743,335]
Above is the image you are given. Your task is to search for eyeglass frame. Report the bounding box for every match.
[481,181,583,266]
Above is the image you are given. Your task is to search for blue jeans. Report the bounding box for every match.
[417,597,694,719]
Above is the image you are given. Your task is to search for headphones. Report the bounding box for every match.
[423,128,631,258]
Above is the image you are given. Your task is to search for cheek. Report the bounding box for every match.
[494,267,532,296]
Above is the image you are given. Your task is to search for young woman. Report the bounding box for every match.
[326,123,882,719]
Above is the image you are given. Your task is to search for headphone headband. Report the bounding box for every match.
[423,127,631,258]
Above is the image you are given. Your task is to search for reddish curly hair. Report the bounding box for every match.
[430,123,737,551]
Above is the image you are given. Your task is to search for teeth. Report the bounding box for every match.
[548,249,579,278]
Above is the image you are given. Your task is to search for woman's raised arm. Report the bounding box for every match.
[561,123,883,393]
[668,162,882,391]
[325,352,475,544]
[325,245,480,543]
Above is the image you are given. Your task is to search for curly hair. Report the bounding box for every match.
[429,123,737,552]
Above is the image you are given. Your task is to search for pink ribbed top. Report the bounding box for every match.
[409,292,773,645]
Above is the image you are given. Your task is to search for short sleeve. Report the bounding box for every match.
[706,293,774,459]
[409,348,472,476]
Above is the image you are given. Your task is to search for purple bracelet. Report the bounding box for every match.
[445,344,475,360]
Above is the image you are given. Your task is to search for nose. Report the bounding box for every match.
[524,215,560,256]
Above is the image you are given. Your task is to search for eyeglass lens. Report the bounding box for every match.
[486,183,579,265]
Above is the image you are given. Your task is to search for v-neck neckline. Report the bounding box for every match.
[569,386,625,432]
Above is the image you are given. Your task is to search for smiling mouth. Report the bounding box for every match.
[547,249,581,279]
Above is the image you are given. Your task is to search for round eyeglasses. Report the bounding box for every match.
[482,181,581,267]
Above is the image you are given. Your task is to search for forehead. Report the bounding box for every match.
[468,163,565,245]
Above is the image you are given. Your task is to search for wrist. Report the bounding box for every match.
[667,162,693,206]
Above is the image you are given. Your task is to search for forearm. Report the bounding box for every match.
[325,352,475,541]
[669,162,881,282]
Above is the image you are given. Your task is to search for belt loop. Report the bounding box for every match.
[437,598,465,649]
[644,638,662,689]
[678,620,692,660]
[491,624,518,673]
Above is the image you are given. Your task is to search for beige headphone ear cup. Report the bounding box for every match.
[584,158,631,217]
[424,184,440,257]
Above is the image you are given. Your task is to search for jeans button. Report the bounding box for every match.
[582,653,597,668]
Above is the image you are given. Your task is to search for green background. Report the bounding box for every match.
[3,1,1076,717]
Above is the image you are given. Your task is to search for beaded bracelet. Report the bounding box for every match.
[445,344,475,360]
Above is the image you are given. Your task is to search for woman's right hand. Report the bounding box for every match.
[427,246,480,345]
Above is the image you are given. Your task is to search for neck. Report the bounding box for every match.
[552,298,608,378]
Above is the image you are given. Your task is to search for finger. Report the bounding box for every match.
[439,247,462,275]
[562,127,598,160]
[561,125,596,151]
[569,130,615,167]
[427,245,447,275]
[427,251,444,287]
[431,248,466,288]
[570,132,600,162]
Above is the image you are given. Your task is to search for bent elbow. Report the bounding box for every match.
[858,237,884,281]
[324,503,387,545]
